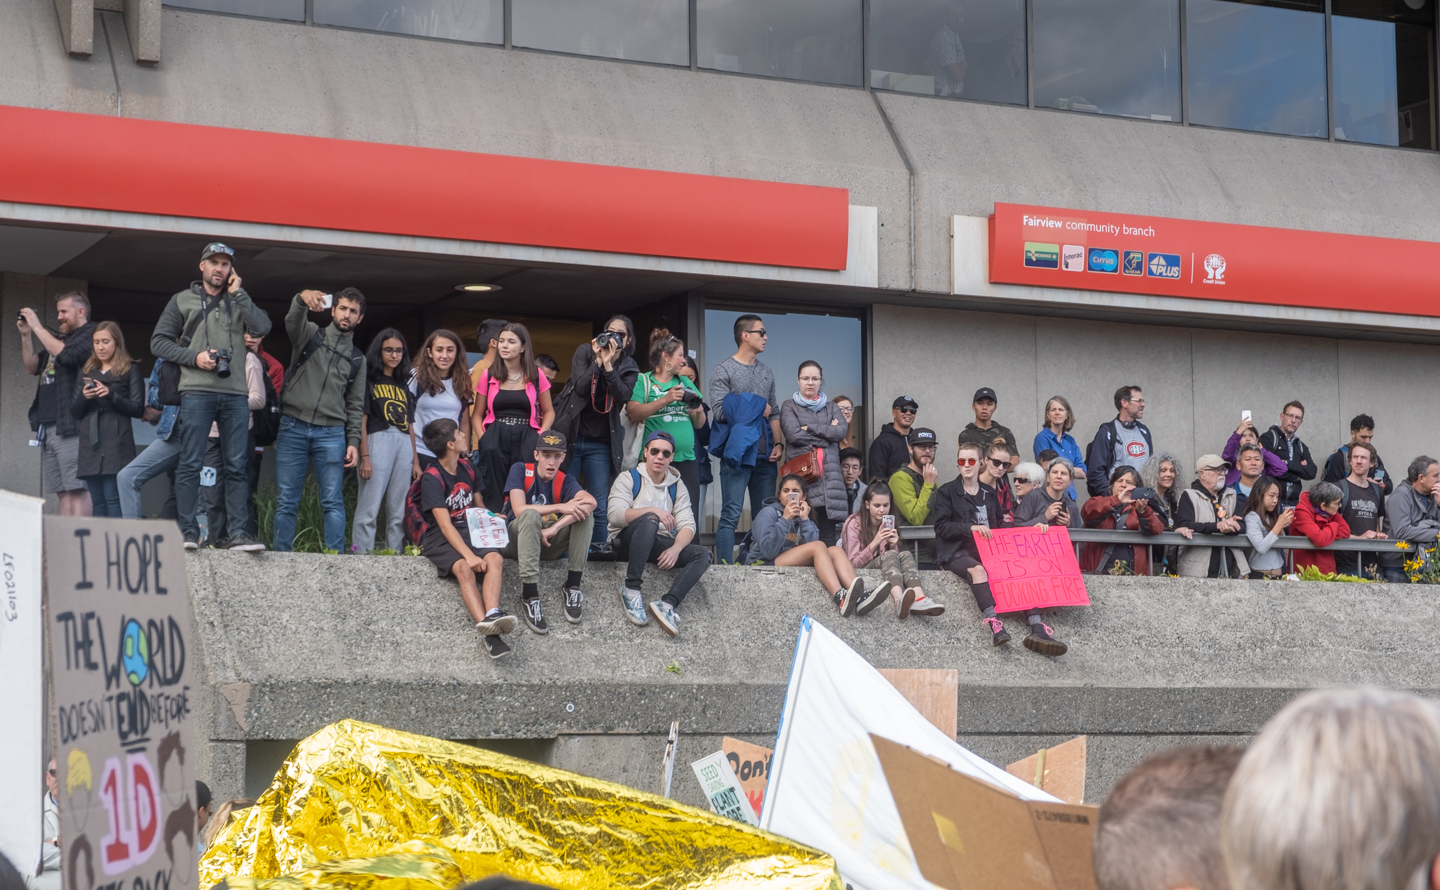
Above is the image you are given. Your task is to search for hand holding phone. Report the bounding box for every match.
[881,514,895,531]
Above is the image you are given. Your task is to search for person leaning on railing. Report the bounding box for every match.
[1290,481,1351,575]
[1385,456,1440,569]
[1241,476,1293,579]
[1079,466,1162,575]
[1177,454,1248,579]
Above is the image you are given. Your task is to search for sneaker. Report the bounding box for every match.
[620,586,649,626]
[1024,622,1068,657]
[476,611,518,636]
[210,537,230,550]
[985,616,1011,646]
[484,635,512,660]
[650,600,680,637]
[898,587,918,620]
[183,532,200,551]
[228,533,267,552]
[561,585,584,624]
[839,577,864,617]
[909,591,945,617]
[856,580,891,617]
[521,597,548,635]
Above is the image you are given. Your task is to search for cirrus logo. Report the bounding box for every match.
[1087,248,1119,273]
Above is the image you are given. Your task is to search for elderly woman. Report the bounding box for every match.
[1222,687,1440,890]
[1080,465,1163,574]
[1141,452,1193,575]
[1012,461,1045,501]
[779,360,849,546]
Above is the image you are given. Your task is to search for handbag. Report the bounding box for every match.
[620,373,652,472]
[781,447,823,484]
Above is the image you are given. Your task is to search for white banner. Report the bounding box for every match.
[0,491,45,878]
[760,617,1058,890]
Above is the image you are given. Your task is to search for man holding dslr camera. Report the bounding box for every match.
[151,243,272,551]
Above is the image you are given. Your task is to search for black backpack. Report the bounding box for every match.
[252,367,282,447]
[286,328,363,403]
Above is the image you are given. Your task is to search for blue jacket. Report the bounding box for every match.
[710,392,771,468]
[1033,427,1087,500]
[747,498,818,562]
[146,360,180,442]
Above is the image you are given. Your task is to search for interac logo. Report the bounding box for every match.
[1203,253,1227,285]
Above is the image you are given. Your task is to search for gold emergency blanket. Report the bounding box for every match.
[200,719,839,890]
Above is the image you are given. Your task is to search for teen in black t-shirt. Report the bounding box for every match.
[353,329,417,553]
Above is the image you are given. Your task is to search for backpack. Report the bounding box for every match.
[404,461,477,545]
[522,463,567,506]
[286,328,363,401]
[251,366,282,447]
[629,467,678,503]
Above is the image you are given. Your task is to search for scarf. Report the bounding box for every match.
[792,391,827,410]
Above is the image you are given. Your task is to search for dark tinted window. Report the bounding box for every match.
[163,0,303,20]
[697,0,863,86]
[1032,0,1180,121]
[513,0,689,65]
[313,0,503,43]
[1186,0,1327,137]
[869,0,1026,105]
[1332,0,1435,148]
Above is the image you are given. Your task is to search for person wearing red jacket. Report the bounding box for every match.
[1291,482,1351,574]
[1080,466,1165,574]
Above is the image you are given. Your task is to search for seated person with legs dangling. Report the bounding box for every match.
[411,418,514,660]
[931,440,1067,656]
[837,481,941,618]
[607,431,712,637]
[500,429,598,635]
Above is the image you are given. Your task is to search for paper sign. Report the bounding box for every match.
[973,526,1090,611]
[465,509,509,550]
[690,752,758,825]
[721,737,772,817]
[45,517,198,890]
[0,492,44,878]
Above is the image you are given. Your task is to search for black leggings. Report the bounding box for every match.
[943,551,1039,619]
[671,459,700,518]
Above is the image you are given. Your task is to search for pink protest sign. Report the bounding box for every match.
[972,526,1090,612]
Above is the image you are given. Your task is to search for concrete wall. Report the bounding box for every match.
[873,303,1440,488]
[187,551,1440,811]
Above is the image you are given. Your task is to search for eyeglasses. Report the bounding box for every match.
[381,347,405,355]
[989,458,1009,468]
[1125,397,1146,405]
[1283,413,1304,421]
[647,448,673,458]
[897,407,916,415]
[838,406,853,414]
[957,457,979,466]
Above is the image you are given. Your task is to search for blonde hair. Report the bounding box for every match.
[1222,687,1440,890]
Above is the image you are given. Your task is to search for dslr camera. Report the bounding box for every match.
[681,390,703,410]
[596,330,624,351]
[210,348,233,379]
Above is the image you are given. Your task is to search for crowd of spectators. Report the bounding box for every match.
[17,242,1440,659]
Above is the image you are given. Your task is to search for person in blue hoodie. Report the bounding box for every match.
[745,474,885,617]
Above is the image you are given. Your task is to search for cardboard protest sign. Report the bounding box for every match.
[1007,736,1088,806]
[721,737,772,817]
[973,526,1090,611]
[690,751,758,824]
[45,517,197,890]
[873,734,1099,890]
[0,491,44,877]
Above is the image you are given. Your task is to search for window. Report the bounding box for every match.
[512,0,689,65]
[1332,0,1436,148]
[697,0,863,86]
[1186,0,1328,138]
[1032,0,1180,120]
[162,0,303,20]
[313,0,503,44]
[869,0,1026,105]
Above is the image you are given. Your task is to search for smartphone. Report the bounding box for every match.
[882,515,895,530]
[1241,409,1252,424]
[1375,469,1386,481]
[787,491,800,506]
[320,293,334,309]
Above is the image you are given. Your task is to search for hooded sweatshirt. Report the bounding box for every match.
[280,294,366,447]
[606,465,695,543]
[868,423,913,480]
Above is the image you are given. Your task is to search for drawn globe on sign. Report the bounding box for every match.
[122,619,149,686]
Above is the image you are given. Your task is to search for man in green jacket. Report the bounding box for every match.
[889,428,940,564]
[150,243,272,551]
[271,287,367,552]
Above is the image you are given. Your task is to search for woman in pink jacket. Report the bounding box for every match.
[836,482,942,619]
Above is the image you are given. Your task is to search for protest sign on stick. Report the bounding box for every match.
[973,526,1090,612]
[0,492,44,877]
[45,517,197,890]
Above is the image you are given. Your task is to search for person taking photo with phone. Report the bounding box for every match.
[1241,476,1293,579]
[1015,457,1080,528]
[70,321,145,517]
[19,291,96,516]
[1079,465,1163,575]
[150,242,271,551]
[837,482,937,618]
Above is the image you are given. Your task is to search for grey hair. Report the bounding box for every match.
[1309,480,1343,507]
[1045,457,1075,480]
[1141,452,1187,495]
[1013,461,1044,485]
[1222,687,1440,890]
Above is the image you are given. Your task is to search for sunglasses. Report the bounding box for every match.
[647,447,673,458]
[957,457,979,466]
[989,458,1009,468]
[897,407,916,415]
[48,768,57,776]
[747,328,768,338]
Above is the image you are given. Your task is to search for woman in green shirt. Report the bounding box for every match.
[627,328,706,510]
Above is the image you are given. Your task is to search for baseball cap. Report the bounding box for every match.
[973,387,998,404]
[892,396,919,411]
[1194,453,1230,473]
[644,430,676,450]
[907,428,937,447]
[201,242,235,262]
[535,429,567,453]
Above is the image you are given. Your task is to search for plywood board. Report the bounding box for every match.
[1006,736,1088,805]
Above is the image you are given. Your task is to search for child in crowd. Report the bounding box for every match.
[414,418,514,660]
[837,482,939,617]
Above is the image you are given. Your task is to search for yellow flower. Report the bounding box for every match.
[1396,541,1411,550]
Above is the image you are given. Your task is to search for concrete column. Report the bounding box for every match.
[52,0,94,57]
[122,0,161,64]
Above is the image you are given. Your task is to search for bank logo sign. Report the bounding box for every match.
[1024,242,1059,269]
[1087,248,1119,273]
[1147,252,1182,279]
[1062,245,1085,271]
[1123,250,1145,275]
[1203,253,1226,284]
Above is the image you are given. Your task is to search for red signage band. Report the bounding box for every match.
[989,202,1440,318]
[0,105,849,270]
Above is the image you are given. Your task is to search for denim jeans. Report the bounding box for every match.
[82,475,121,517]
[176,392,251,540]
[118,427,183,519]
[714,459,777,563]
[615,514,712,606]
[272,416,347,552]
[571,437,613,544]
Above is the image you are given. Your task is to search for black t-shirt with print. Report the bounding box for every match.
[420,463,475,539]
[365,373,414,435]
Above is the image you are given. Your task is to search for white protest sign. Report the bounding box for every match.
[690,751,758,825]
[0,491,44,878]
[760,617,1057,890]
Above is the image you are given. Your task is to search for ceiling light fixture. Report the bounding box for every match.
[456,283,502,293]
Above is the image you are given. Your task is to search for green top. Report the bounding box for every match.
[888,466,935,526]
[631,371,703,462]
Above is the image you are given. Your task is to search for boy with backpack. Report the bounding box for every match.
[409,418,515,660]
[606,430,712,637]
[499,430,598,634]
